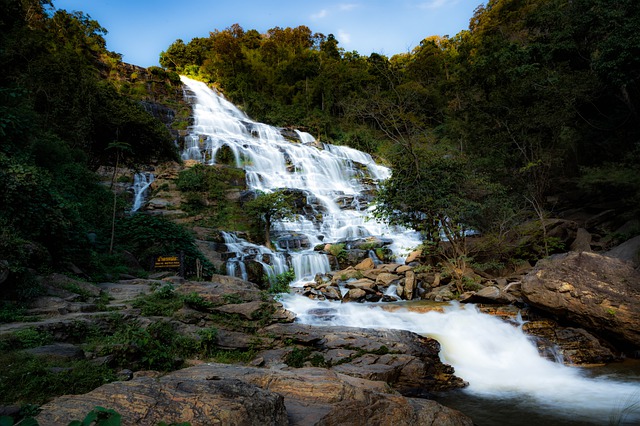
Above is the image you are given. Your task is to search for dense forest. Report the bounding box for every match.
[1,0,639,300]
[0,0,190,300]
[161,0,640,263]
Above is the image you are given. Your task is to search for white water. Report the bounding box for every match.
[179,76,640,424]
[220,231,288,282]
[280,295,640,425]
[131,172,154,212]
[180,76,421,282]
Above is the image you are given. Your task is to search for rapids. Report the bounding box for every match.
[280,295,640,425]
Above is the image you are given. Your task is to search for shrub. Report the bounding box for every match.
[115,214,214,278]
[132,285,183,316]
[267,269,295,294]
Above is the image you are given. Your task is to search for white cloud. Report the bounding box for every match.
[337,29,352,44]
[311,9,328,19]
[419,0,454,10]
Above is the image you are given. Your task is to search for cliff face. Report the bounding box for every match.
[109,62,191,147]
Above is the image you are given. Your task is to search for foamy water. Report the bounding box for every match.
[281,295,640,425]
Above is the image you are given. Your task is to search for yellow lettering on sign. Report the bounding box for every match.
[155,255,181,269]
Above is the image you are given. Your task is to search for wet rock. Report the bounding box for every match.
[404,271,417,300]
[405,249,423,264]
[215,329,270,350]
[605,235,640,267]
[355,258,375,270]
[460,286,516,305]
[214,300,267,320]
[175,275,263,305]
[343,288,367,302]
[570,228,592,252]
[523,320,616,365]
[345,278,377,292]
[331,268,364,283]
[168,364,472,426]
[376,273,401,287]
[96,281,155,303]
[317,392,473,426]
[261,323,467,393]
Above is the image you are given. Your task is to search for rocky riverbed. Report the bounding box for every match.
[0,243,638,425]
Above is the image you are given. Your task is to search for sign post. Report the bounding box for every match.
[153,251,184,277]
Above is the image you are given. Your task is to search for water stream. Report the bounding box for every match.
[131,172,154,212]
[180,76,640,425]
[180,75,421,281]
[280,296,640,425]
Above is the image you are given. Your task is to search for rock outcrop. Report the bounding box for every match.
[521,251,640,350]
[36,363,473,426]
[260,323,467,393]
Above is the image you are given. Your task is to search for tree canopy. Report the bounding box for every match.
[0,0,181,293]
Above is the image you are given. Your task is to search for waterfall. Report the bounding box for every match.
[280,295,640,425]
[131,172,154,212]
[180,76,422,282]
[220,231,288,281]
[179,76,640,424]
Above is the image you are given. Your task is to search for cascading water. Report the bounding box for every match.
[131,172,154,212]
[179,76,640,425]
[180,76,421,281]
[280,295,640,425]
[220,231,288,282]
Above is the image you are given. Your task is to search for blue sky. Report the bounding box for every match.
[54,0,482,68]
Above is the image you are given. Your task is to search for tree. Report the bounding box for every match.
[374,143,500,292]
[244,190,296,249]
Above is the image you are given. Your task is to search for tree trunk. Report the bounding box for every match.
[264,215,273,250]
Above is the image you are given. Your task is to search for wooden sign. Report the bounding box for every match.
[154,255,181,269]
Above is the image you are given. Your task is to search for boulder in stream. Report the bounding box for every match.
[522,251,640,350]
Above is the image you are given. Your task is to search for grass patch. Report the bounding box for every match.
[132,284,183,316]
[0,352,117,406]
[0,328,53,351]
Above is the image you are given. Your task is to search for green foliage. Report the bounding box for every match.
[0,328,52,351]
[244,190,297,248]
[327,243,347,261]
[0,352,117,406]
[115,214,214,278]
[0,301,30,323]
[101,320,186,371]
[67,407,121,426]
[196,326,218,357]
[0,0,182,293]
[266,269,295,294]
[183,292,216,311]
[283,347,313,368]
[132,285,183,316]
[175,164,247,227]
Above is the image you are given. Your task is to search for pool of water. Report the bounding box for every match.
[434,359,640,426]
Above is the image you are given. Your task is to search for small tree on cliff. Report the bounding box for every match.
[245,189,296,250]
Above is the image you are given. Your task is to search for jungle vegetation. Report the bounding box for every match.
[1,0,639,294]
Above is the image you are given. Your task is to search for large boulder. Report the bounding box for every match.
[261,323,467,393]
[35,374,288,426]
[36,364,473,426]
[605,235,640,267]
[521,251,640,350]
